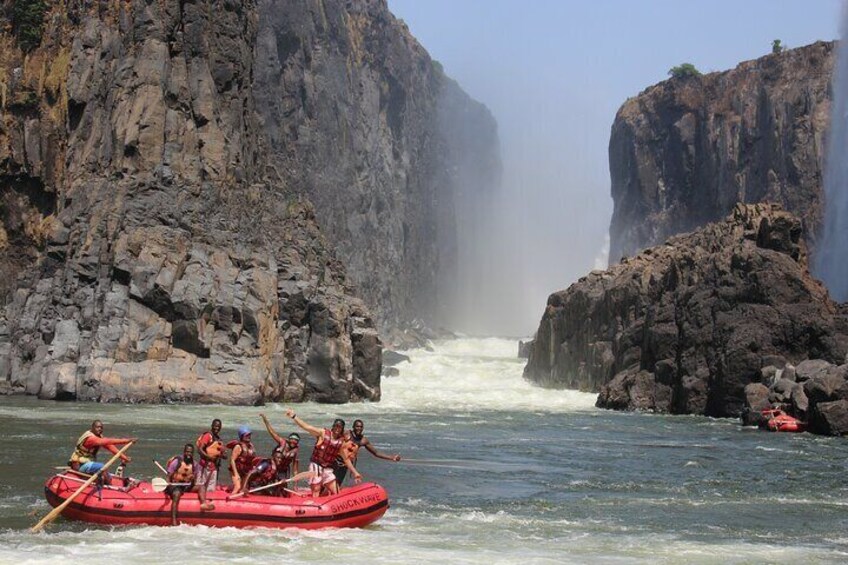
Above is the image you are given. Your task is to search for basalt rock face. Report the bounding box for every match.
[609,41,834,264]
[0,0,509,404]
[254,0,500,329]
[523,204,848,418]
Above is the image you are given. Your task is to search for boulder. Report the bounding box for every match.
[809,400,848,436]
[795,359,835,382]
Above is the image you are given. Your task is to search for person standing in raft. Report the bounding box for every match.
[165,443,197,526]
[285,408,361,497]
[228,426,256,494]
[334,419,402,487]
[240,447,289,496]
[195,419,224,511]
[68,420,135,474]
[259,413,300,478]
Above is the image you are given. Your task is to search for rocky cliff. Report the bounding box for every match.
[253,0,500,328]
[0,0,496,403]
[609,41,834,264]
[524,204,848,418]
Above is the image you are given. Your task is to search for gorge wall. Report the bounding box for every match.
[609,41,834,264]
[524,204,848,418]
[0,0,498,404]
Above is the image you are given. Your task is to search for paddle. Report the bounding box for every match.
[227,470,314,500]
[32,441,135,532]
[153,460,169,475]
[151,477,192,493]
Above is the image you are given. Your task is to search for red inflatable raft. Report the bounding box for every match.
[44,473,389,529]
[762,408,807,433]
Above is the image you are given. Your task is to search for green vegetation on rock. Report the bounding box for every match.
[772,39,786,54]
[11,0,47,53]
[668,63,701,79]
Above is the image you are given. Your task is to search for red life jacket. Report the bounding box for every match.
[277,444,298,474]
[234,440,256,476]
[310,429,344,467]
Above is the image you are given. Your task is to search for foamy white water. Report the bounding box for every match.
[378,337,597,413]
[2,338,848,564]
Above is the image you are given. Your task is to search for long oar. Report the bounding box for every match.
[228,470,314,500]
[151,477,192,493]
[32,441,135,532]
[153,460,168,475]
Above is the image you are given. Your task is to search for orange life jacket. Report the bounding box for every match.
[166,455,195,483]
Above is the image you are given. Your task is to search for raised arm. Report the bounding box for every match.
[363,437,401,462]
[285,408,323,439]
[259,413,285,445]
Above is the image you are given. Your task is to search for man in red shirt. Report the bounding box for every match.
[195,419,223,511]
[68,420,134,474]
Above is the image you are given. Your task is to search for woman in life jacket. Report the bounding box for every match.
[241,447,288,496]
[259,413,301,478]
[285,408,361,497]
[165,443,198,526]
[229,426,256,493]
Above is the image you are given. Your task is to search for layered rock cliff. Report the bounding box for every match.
[609,41,834,264]
[524,204,848,417]
[0,0,497,403]
[253,0,499,328]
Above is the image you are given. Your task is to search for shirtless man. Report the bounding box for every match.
[333,419,401,486]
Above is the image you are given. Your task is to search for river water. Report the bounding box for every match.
[1,338,848,564]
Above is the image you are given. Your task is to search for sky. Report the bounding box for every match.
[388,0,843,335]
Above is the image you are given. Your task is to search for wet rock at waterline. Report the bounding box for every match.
[524,204,848,420]
[0,1,391,404]
[739,360,848,435]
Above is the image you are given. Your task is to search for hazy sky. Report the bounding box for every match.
[389,0,842,334]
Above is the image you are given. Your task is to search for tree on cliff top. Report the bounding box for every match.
[668,63,701,79]
[772,39,786,54]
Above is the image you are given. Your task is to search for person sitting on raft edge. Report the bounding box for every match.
[285,408,361,497]
[69,419,135,475]
[165,443,197,526]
